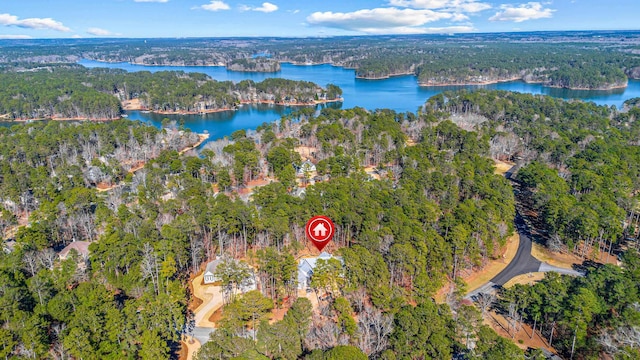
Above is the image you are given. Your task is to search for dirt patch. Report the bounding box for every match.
[178,341,188,360]
[270,307,288,324]
[294,146,317,160]
[188,279,203,313]
[246,178,271,188]
[122,98,143,111]
[531,243,582,270]
[435,233,520,303]
[96,182,118,192]
[485,310,558,354]
[297,289,321,312]
[503,272,546,288]
[183,337,201,360]
[125,161,146,174]
[493,159,515,176]
[208,307,223,324]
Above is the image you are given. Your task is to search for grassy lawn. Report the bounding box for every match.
[503,272,546,288]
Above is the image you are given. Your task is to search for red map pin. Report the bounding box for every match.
[305,215,335,252]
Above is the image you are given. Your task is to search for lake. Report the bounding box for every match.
[5,60,640,138]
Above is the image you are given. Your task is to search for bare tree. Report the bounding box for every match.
[140,243,159,295]
[599,323,640,357]
[305,314,338,351]
[23,250,40,276]
[356,305,394,356]
[548,233,563,252]
[475,292,496,317]
[38,248,57,270]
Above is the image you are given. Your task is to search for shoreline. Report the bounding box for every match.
[80,59,633,91]
[418,76,628,90]
[86,59,227,67]
[145,107,236,115]
[126,98,343,115]
[8,116,117,123]
[544,82,628,91]
[179,133,210,155]
[97,132,210,192]
[418,76,524,87]
[1,98,344,122]
[356,72,415,80]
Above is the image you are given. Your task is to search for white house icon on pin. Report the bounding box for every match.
[313,223,328,237]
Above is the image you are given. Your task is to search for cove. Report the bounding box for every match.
[76,59,640,140]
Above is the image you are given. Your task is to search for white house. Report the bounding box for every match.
[203,257,258,293]
[297,252,342,290]
[203,257,224,284]
[294,160,316,176]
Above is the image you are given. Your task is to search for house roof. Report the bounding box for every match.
[204,257,225,276]
[2,240,16,254]
[59,241,91,258]
[297,252,342,271]
[294,160,316,171]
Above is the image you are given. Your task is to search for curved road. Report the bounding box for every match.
[466,211,583,300]
[490,213,542,286]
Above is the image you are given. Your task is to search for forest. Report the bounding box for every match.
[1,90,640,359]
[0,66,341,120]
[3,32,639,90]
[228,58,281,73]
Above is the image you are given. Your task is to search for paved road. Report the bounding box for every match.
[192,327,215,345]
[490,213,542,286]
[466,211,584,300]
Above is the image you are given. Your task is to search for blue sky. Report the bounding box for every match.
[0,0,637,39]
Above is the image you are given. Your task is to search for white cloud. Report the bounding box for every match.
[364,25,475,34]
[307,8,471,34]
[389,0,491,13]
[134,0,169,2]
[0,13,71,32]
[489,2,555,22]
[199,1,230,11]
[87,27,121,36]
[0,34,32,39]
[240,2,279,13]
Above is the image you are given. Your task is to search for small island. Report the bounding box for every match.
[227,58,281,73]
[0,66,342,120]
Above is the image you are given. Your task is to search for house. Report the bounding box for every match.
[297,252,342,290]
[2,240,16,254]
[203,257,258,292]
[59,241,91,261]
[292,187,306,198]
[203,257,225,284]
[293,160,316,177]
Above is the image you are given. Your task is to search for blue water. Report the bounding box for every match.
[78,59,640,112]
[4,59,639,140]
[126,103,336,139]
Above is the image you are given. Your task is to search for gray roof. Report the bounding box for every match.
[59,241,91,259]
[205,257,225,275]
[298,252,341,271]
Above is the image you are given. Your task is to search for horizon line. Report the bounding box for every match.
[2,29,640,41]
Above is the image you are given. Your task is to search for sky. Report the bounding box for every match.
[0,0,637,39]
